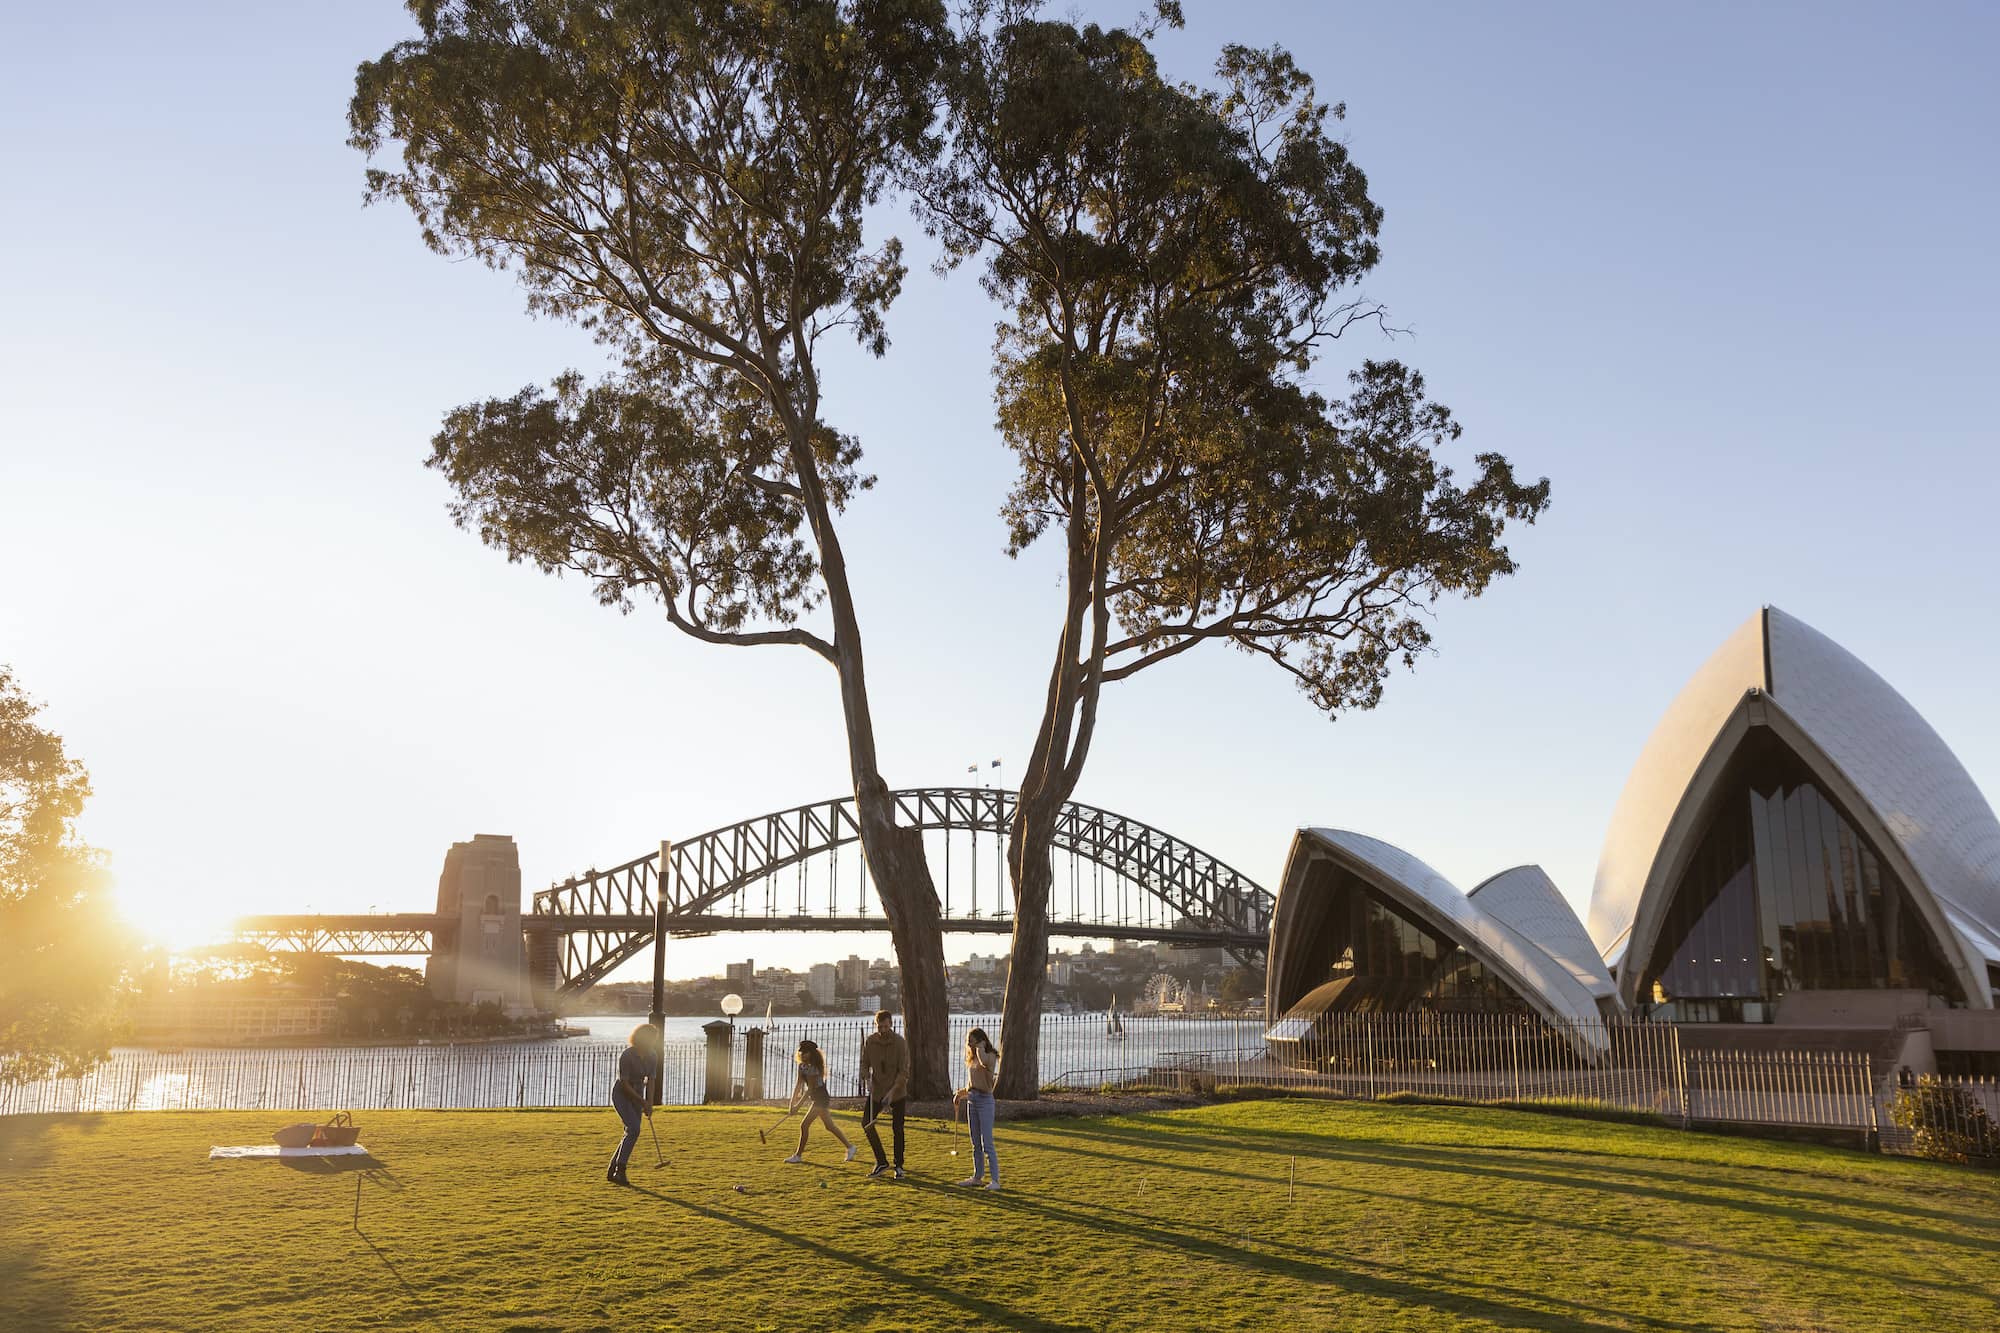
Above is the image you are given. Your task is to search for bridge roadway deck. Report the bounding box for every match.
[230,913,1265,954]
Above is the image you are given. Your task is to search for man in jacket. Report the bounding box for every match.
[858,1009,910,1179]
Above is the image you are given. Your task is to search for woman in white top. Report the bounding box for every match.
[952,1028,1001,1190]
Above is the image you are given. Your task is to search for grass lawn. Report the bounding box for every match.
[2,1098,1996,1331]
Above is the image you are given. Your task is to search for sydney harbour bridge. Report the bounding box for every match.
[229,787,1274,1001]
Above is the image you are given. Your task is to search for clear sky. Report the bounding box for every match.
[2,2,1995,983]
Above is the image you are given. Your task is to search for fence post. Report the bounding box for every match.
[1864,1055,1881,1151]
[1672,1026,1689,1129]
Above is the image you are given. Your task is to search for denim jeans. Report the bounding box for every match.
[610,1088,643,1175]
[966,1089,998,1183]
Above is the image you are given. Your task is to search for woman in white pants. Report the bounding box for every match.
[953,1028,1001,1190]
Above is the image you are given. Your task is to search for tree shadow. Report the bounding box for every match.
[969,1188,1646,1331]
[1027,1188,1716,1333]
[0,1241,80,1333]
[1015,1131,1984,1296]
[624,1184,1097,1332]
[0,1111,109,1162]
[1029,1116,2000,1243]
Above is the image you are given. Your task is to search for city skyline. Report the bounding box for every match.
[2,2,1996,984]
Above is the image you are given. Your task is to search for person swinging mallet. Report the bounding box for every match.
[858,1009,910,1179]
[780,1039,856,1165]
[607,1022,662,1185]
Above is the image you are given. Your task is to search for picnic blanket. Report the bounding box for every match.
[208,1144,371,1160]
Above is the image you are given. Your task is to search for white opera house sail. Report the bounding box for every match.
[1588,607,2000,1021]
[1264,829,1616,1057]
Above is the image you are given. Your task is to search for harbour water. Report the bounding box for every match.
[0,1012,1267,1114]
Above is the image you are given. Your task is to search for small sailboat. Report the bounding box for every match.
[1106,997,1126,1041]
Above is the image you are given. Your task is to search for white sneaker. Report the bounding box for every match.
[983,1180,1001,1191]
[956,1175,983,1187]
[782,1153,803,1164]
[844,1145,857,1162]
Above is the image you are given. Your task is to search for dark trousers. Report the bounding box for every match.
[610,1089,644,1175]
[862,1095,906,1167]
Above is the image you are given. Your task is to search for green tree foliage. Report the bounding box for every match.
[0,667,137,1082]
[918,3,1552,1094]
[351,0,960,1095]
[1218,966,1265,1006]
[1891,1078,2000,1165]
[166,947,506,1040]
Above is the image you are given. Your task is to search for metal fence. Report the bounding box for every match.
[745,1013,1267,1102]
[976,1012,1878,1134]
[0,1041,706,1114]
[0,1012,1949,1154]
[740,1013,1884,1135]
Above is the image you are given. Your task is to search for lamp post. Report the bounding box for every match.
[649,840,671,1107]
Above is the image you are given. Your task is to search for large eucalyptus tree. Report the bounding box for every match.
[919,2,1552,1095]
[351,0,959,1094]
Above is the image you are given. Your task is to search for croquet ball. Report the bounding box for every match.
[733,1184,746,1194]
[819,1180,828,1189]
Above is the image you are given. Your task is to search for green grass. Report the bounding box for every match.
[3,1099,1996,1331]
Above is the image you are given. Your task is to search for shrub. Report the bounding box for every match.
[1890,1077,2000,1164]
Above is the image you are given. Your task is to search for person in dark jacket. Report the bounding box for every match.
[858,1009,910,1179]
[608,1022,661,1185]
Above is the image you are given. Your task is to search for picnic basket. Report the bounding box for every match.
[309,1112,361,1147]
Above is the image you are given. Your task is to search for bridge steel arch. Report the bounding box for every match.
[531,787,1272,997]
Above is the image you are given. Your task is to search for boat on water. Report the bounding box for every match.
[1105,998,1126,1041]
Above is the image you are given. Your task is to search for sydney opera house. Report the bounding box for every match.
[1265,607,2000,1076]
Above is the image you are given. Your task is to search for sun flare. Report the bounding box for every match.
[115,889,238,955]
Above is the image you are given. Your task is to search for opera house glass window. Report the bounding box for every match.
[1638,730,1964,1020]
[1276,859,1530,1021]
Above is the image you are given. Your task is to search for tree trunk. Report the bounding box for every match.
[781,428,952,1099]
[995,839,1054,1098]
[995,790,1068,1099]
[853,784,952,1099]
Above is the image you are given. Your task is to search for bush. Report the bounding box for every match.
[1890,1078,2000,1164]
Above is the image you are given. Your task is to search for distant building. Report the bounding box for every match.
[835,955,870,994]
[1047,958,1074,986]
[139,996,338,1043]
[725,960,755,986]
[807,964,838,1007]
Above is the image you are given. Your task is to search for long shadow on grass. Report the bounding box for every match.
[1014,1131,1987,1297]
[0,1242,80,1333]
[0,1111,109,1163]
[995,1188,1715,1332]
[973,1189,1642,1331]
[1173,1114,2000,1232]
[352,1227,439,1319]
[1028,1118,1998,1248]
[624,1185,1095,1332]
[1184,1112,2000,1224]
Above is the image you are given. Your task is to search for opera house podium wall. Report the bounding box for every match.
[1263,607,2000,1082]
